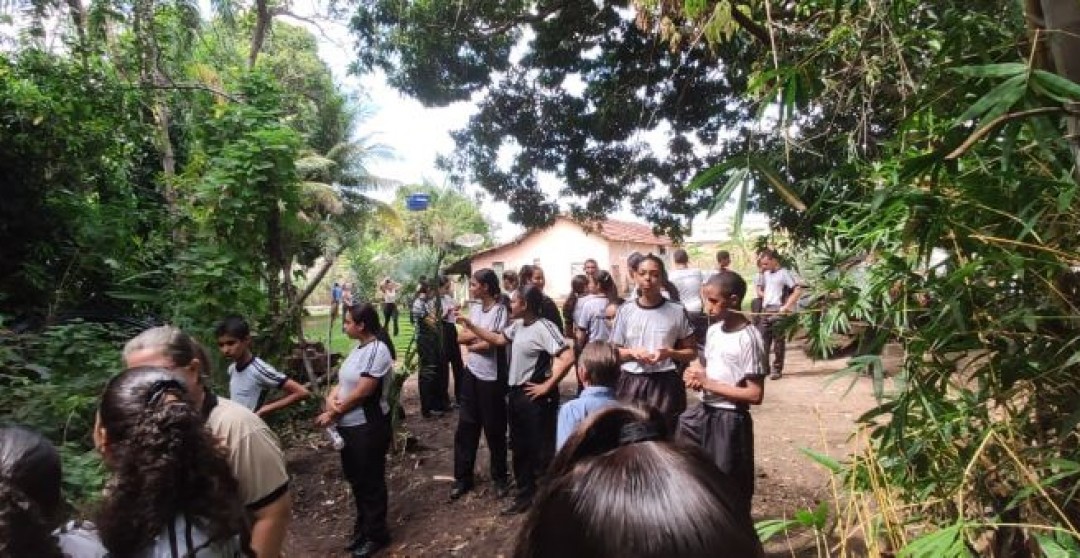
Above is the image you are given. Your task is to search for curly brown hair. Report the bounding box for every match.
[94,366,254,557]
[0,426,64,558]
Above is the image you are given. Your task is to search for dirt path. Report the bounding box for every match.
[285,343,900,557]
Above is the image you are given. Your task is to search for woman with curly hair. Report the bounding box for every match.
[0,426,106,558]
[93,366,254,557]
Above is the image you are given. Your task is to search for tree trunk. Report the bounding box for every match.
[248,0,271,68]
[1038,0,1080,176]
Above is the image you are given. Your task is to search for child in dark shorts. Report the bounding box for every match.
[679,271,766,518]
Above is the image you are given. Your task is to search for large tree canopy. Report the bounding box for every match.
[351,1,765,235]
[349,1,1038,239]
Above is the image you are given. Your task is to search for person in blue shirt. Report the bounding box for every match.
[556,341,620,450]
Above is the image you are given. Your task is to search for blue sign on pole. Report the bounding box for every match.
[406,193,431,211]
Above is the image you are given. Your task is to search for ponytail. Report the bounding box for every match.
[96,367,253,557]
[0,426,64,558]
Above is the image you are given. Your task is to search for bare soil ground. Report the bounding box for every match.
[284,342,901,557]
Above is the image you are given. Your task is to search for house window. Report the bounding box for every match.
[493,261,505,275]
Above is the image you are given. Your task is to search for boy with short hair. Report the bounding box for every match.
[215,315,311,417]
[678,271,766,518]
[556,341,620,449]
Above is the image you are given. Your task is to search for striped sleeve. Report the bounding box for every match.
[359,342,393,379]
[250,359,288,388]
[538,318,568,356]
[742,326,768,378]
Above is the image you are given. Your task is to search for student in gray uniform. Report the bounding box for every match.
[451,269,511,500]
[315,303,394,558]
[610,254,697,432]
[679,271,766,518]
[458,285,574,516]
[0,425,108,558]
[94,366,253,557]
[215,315,311,417]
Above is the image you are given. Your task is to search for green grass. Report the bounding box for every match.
[301,311,417,358]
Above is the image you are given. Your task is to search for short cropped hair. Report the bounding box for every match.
[578,342,619,387]
[214,315,250,339]
[716,250,730,262]
[672,248,689,264]
[704,270,748,306]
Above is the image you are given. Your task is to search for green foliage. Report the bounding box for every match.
[0,321,133,506]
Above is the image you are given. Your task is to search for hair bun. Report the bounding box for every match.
[618,421,661,446]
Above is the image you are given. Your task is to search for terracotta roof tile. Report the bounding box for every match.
[594,218,671,245]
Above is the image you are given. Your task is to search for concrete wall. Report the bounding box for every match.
[470,220,666,299]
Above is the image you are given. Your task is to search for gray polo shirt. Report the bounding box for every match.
[227,357,287,412]
[466,300,509,381]
[502,318,567,387]
[338,338,393,427]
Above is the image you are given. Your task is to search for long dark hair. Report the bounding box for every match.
[516,284,545,319]
[592,270,622,305]
[95,367,254,557]
[0,426,64,558]
[638,254,681,302]
[473,268,501,299]
[562,274,588,335]
[347,303,395,359]
[515,405,763,558]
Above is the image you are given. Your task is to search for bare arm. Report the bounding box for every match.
[250,491,290,558]
[458,317,508,347]
[781,285,803,313]
[525,346,574,400]
[665,335,698,364]
[256,379,311,417]
[686,363,765,406]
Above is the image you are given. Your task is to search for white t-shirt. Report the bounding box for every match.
[139,515,244,557]
[466,300,509,381]
[382,286,398,304]
[762,268,799,307]
[610,299,694,374]
[440,294,458,323]
[668,268,705,313]
[700,322,767,409]
[337,339,393,426]
[227,356,287,412]
[502,318,567,386]
[574,295,612,342]
[56,523,107,558]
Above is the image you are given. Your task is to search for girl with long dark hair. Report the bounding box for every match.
[611,254,697,431]
[0,426,107,558]
[315,303,394,557]
[573,270,622,348]
[458,285,574,515]
[515,405,763,558]
[94,366,253,557]
[450,268,510,500]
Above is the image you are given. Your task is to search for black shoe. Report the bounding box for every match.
[353,538,388,558]
[345,534,366,552]
[493,480,510,499]
[422,409,445,419]
[500,496,532,516]
[450,480,472,500]
[769,372,782,380]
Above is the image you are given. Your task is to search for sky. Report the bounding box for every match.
[287,3,761,244]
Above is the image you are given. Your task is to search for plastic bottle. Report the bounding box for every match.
[326,426,345,451]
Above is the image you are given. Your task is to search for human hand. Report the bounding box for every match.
[314,411,335,428]
[524,381,552,400]
[684,364,706,389]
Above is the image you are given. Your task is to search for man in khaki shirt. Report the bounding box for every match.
[123,326,291,558]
